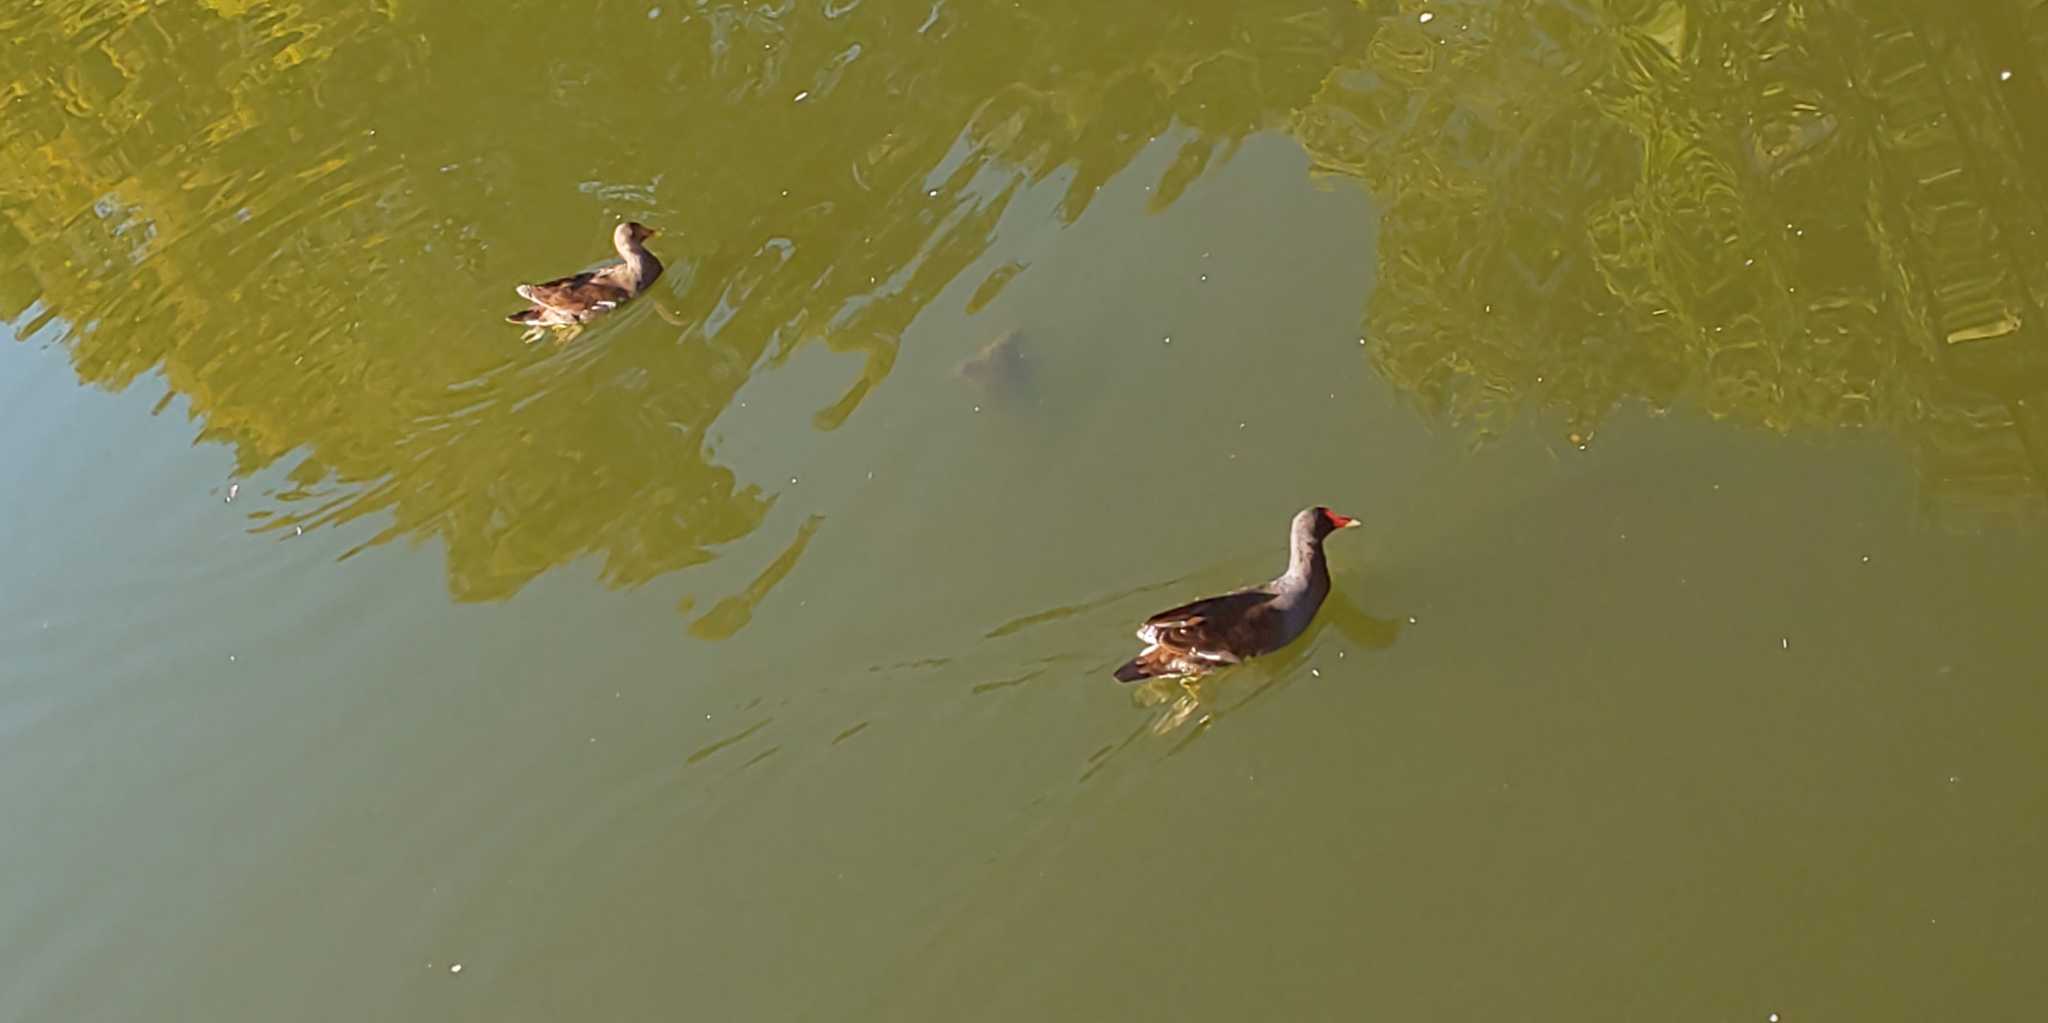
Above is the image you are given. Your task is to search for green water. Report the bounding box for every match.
[5,0,2048,1018]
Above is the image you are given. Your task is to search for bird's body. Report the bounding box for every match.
[1113,507,1359,683]
[505,222,662,335]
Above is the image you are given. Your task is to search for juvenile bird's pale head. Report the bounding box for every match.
[616,221,658,247]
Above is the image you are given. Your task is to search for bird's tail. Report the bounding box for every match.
[1113,646,1174,683]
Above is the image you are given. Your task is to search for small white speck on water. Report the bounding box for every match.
[1238,422,1246,429]
[780,190,789,197]
[972,405,982,413]
[1311,669,1321,678]
[1948,775,1959,783]
[793,90,809,102]
[1781,637,1790,650]
[450,964,463,975]
[228,655,237,662]
[1162,336,1172,344]
[1861,555,1871,563]
[225,483,238,503]
[1358,337,1367,345]
[1337,651,1345,658]
[1199,274,1208,281]
[1769,1015,1779,1022]
[1407,616,1418,624]
[1418,10,1435,22]
[789,476,799,484]
[2000,69,2014,81]
[927,189,939,197]
[1744,258,1755,266]
[293,525,303,536]
[589,737,596,743]
[648,5,661,16]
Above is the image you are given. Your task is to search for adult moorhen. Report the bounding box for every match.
[1113,506,1360,682]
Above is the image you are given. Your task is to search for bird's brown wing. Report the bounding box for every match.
[1138,590,1278,662]
[516,265,633,314]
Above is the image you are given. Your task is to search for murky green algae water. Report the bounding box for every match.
[4,0,2048,1018]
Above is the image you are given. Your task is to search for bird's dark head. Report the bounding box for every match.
[617,221,658,246]
[1304,505,1360,540]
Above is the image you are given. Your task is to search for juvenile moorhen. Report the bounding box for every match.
[504,221,663,337]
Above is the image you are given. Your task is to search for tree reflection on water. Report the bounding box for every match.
[3,0,2042,612]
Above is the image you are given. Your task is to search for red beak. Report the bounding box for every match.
[1323,510,1358,528]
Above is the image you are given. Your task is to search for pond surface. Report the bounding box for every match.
[5,0,2048,1018]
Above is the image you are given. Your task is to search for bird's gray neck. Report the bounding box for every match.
[1274,533,1328,600]
[620,246,662,288]
[622,250,663,290]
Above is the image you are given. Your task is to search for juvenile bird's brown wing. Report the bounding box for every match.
[516,266,633,314]
[1137,590,1278,662]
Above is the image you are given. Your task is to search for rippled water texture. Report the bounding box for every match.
[4,0,2048,1019]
